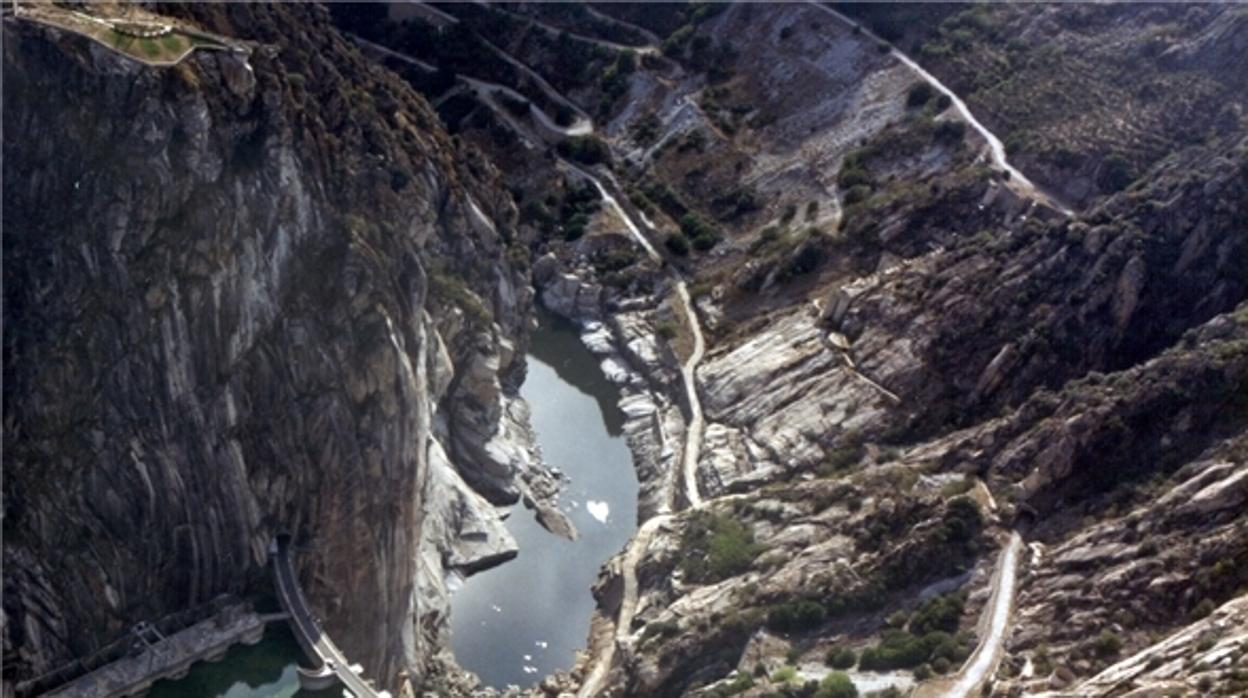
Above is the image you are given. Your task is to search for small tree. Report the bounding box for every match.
[906,82,935,108]
[1093,630,1123,658]
[814,671,858,698]
[665,233,691,257]
[826,646,857,669]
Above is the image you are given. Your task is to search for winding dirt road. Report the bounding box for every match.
[805,2,1072,216]
[482,2,660,56]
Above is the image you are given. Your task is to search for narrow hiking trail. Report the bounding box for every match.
[806,2,1073,216]
[481,2,660,56]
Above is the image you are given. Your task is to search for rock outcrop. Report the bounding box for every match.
[1,5,540,693]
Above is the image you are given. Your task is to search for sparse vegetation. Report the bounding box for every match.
[826,646,857,669]
[1092,630,1124,658]
[770,665,799,685]
[767,599,827,633]
[704,672,755,697]
[680,212,722,251]
[557,135,612,165]
[814,671,858,698]
[859,629,970,671]
[678,511,766,584]
[906,82,936,108]
[666,232,692,257]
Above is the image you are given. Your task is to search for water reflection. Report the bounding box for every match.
[449,309,639,688]
[147,625,340,698]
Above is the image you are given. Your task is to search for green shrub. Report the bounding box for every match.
[680,212,721,251]
[941,497,982,545]
[679,511,765,583]
[641,619,681,642]
[931,656,952,674]
[826,646,857,669]
[906,82,935,108]
[934,120,967,144]
[1097,154,1134,193]
[1191,598,1217,620]
[817,444,864,477]
[665,233,691,256]
[939,477,975,498]
[771,665,799,685]
[707,672,755,697]
[1093,630,1123,658]
[813,671,857,698]
[557,135,612,165]
[767,600,827,633]
[842,185,872,206]
[837,161,873,190]
[859,630,965,671]
[909,592,966,635]
[429,271,492,327]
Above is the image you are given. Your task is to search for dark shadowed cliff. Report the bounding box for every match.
[2,4,531,694]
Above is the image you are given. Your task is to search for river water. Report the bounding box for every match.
[449,309,638,689]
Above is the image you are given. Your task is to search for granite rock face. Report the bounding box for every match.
[1,5,535,693]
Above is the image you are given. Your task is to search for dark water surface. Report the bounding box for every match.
[449,310,639,688]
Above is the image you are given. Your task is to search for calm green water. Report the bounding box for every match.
[147,625,341,698]
[449,309,639,688]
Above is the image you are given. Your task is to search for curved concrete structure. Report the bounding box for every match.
[271,536,389,698]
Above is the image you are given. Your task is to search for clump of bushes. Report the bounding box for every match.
[704,672,754,698]
[842,184,872,206]
[1092,630,1124,658]
[825,646,857,669]
[557,135,612,165]
[940,497,983,547]
[770,665,799,685]
[910,592,966,635]
[641,619,681,643]
[906,82,936,108]
[665,232,691,256]
[554,179,602,241]
[837,151,874,190]
[678,511,766,583]
[1097,153,1135,193]
[767,599,827,633]
[429,270,492,327]
[814,672,858,698]
[934,119,967,144]
[858,629,969,671]
[816,444,865,477]
[680,212,722,251]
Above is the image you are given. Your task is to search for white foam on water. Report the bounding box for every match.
[586,500,610,524]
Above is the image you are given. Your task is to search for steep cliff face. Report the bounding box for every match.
[2,4,529,692]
